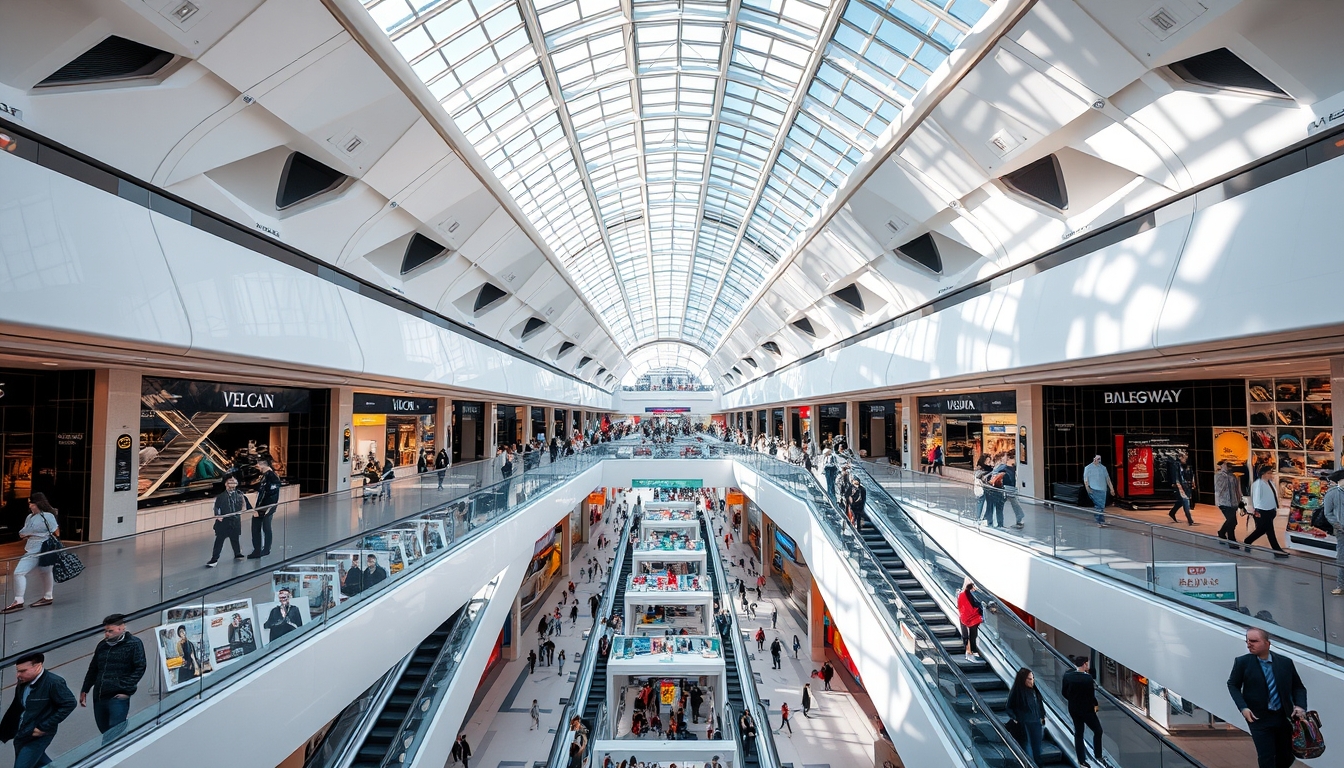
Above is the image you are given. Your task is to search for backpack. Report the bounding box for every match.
[989,472,1005,488]
[1292,710,1326,759]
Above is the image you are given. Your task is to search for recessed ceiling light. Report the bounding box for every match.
[40,362,58,366]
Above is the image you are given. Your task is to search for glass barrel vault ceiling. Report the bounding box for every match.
[363,0,990,361]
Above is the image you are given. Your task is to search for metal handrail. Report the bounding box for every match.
[851,461,1208,768]
[543,498,637,768]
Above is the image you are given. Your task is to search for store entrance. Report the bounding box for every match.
[453,401,485,463]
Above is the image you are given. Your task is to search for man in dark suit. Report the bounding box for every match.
[248,455,282,558]
[1227,627,1307,768]
[363,554,389,589]
[340,554,364,597]
[264,588,304,643]
[0,652,76,768]
[1061,656,1104,767]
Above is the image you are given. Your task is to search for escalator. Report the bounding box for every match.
[856,519,1067,765]
[580,511,636,730]
[333,609,464,767]
[700,515,760,768]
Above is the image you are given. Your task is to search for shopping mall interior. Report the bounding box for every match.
[0,0,1341,766]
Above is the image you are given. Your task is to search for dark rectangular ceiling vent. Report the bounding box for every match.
[596,367,607,376]
[577,356,593,368]
[1000,154,1067,210]
[832,283,865,311]
[605,375,615,385]
[791,317,817,337]
[894,232,943,274]
[1169,48,1286,96]
[557,341,576,357]
[732,367,743,376]
[723,374,734,383]
[761,341,781,356]
[522,317,547,339]
[401,233,448,274]
[276,152,348,210]
[473,282,508,313]
[743,357,758,368]
[37,36,174,87]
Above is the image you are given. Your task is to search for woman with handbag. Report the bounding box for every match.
[2,493,60,613]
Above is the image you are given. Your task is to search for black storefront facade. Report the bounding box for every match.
[859,400,898,460]
[1043,380,1246,508]
[453,401,486,462]
[0,369,94,542]
[139,376,329,508]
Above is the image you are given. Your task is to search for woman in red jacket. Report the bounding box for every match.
[957,580,984,662]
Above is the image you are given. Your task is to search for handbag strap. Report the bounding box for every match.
[38,512,56,538]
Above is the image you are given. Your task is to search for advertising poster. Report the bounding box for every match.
[412,518,448,555]
[1125,445,1154,496]
[1152,563,1237,605]
[156,606,215,692]
[327,550,395,598]
[361,532,414,571]
[272,565,340,619]
[204,599,260,667]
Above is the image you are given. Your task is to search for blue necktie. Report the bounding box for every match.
[1262,658,1281,711]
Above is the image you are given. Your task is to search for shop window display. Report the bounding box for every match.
[1253,377,1337,553]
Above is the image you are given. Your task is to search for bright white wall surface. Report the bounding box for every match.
[0,151,613,410]
[904,504,1344,749]
[721,150,1344,410]
[103,463,600,767]
[613,389,721,415]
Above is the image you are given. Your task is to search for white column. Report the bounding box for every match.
[1018,385,1045,498]
[1332,358,1344,470]
[783,406,794,445]
[901,401,914,468]
[330,387,354,493]
[846,400,860,454]
[89,368,141,541]
[484,403,498,457]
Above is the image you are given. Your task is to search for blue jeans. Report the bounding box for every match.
[93,695,130,736]
[985,493,1004,527]
[824,467,837,499]
[1004,492,1024,525]
[1019,719,1045,763]
[1169,492,1193,524]
[13,734,55,768]
[1088,488,1107,524]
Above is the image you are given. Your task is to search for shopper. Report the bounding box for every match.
[777,702,792,736]
[1082,455,1116,526]
[755,627,766,652]
[1006,667,1046,763]
[528,649,537,674]
[982,457,1006,528]
[79,614,146,737]
[247,455,282,558]
[452,733,472,768]
[823,449,839,498]
[570,603,579,625]
[771,604,778,629]
[435,449,450,489]
[530,699,540,730]
[2,495,60,614]
[1227,627,1306,768]
[770,637,782,669]
[957,580,984,663]
[1062,656,1104,767]
[738,710,757,755]
[801,683,813,717]
[0,652,76,768]
[848,476,867,527]
[1246,468,1290,558]
[207,475,249,567]
[558,649,566,676]
[1165,450,1196,526]
[973,453,993,524]
[380,456,396,499]
[1326,470,1344,595]
[1210,460,1242,544]
[821,661,835,691]
[792,634,801,659]
[995,455,1025,529]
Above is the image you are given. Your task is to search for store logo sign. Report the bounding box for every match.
[223,391,276,409]
[945,399,977,411]
[1104,389,1182,405]
[391,398,421,412]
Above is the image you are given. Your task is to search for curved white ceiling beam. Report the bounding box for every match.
[621,341,712,384]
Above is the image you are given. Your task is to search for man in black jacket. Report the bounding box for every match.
[248,455,282,558]
[1166,450,1196,525]
[451,733,472,767]
[1,652,76,768]
[1227,627,1307,768]
[264,588,304,643]
[340,554,365,598]
[362,554,389,589]
[1061,656,1103,767]
[79,614,146,737]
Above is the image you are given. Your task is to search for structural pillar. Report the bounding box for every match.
[505,589,523,660]
[1331,358,1344,470]
[89,368,141,541]
[846,399,861,454]
[901,400,914,468]
[435,397,450,463]
[1017,385,1044,497]
[559,513,572,578]
[760,512,775,579]
[484,402,498,458]
[783,407,794,446]
[809,578,827,662]
[330,386,354,494]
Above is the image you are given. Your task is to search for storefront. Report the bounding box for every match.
[745,501,762,560]
[817,403,847,452]
[496,404,523,449]
[351,393,436,478]
[917,391,1017,473]
[139,376,329,509]
[519,525,562,613]
[821,607,863,689]
[1042,380,1247,508]
[859,400,898,460]
[756,410,766,438]
[452,401,486,463]
[531,406,548,443]
[1248,377,1336,554]
[0,369,94,542]
[553,409,567,442]
[771,408,784,440]
[768,523,810,616]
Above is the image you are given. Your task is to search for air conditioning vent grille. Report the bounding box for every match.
[761,341,781,356]
[791,317,816,337]
[38,36,174,87]
[276,152,347,210]
[473,282,508,313]
[522,318,547,338]
[1000,154,1067,211]
[557,342,576,357]
[832,284,865,312]
[401,233,447,274]
[894,232,944,274]
[1169,48,1286,96]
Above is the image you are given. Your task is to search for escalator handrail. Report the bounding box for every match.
[304,653,413,768]
[724,444,1040,768]
[703,510,781,768]
[851,461,1209,768]
[544,497,637,768]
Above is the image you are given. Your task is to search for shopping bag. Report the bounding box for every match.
[1293,710,1326,759]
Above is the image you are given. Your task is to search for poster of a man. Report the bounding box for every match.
[204,599,259,666]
